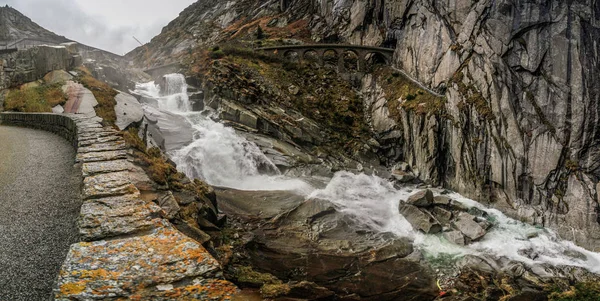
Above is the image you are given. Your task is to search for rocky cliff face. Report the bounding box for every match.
[0,6,69,43]
[129,0,600,250]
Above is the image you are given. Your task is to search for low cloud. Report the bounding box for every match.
[1,0,195,55]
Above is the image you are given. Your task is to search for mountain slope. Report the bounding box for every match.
[0,6,69,43]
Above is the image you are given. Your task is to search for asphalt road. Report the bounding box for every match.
[0,126,81,301]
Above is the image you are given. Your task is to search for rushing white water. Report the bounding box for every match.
[135,74,600,274]
[134,75,312,193]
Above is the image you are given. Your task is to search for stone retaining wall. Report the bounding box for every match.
[0,112,238,300]
[0,112,79,147]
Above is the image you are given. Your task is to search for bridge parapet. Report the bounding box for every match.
[257,44,395,73]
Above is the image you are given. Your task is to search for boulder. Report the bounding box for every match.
[432,206,452,224]
[406,189,434,207]
[115,92,144,130]
[443,230,465,246]
[392,162,410,172]
[433,195,452,206]
[157,191,180,220]
[399,203,442,234]
[452,212,487,241]
[43,70,73,84]
[449,200,470,212]
[392,170,415,183]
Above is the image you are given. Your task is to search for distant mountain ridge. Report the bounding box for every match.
[0,5,69,44]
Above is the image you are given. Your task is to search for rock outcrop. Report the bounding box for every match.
[0,6,69,43]
[217,189,440,300]
[0,46,77,90]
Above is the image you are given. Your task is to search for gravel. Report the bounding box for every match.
[0,126,82,301]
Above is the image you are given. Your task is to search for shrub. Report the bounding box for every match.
[209,49,225,59]
[256,25,265,40]
[405,93,417,101]
[549,282,600,301]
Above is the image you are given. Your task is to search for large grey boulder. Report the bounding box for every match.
[398,203,442,234]
[115,91,144,130]
[443,230,465,246]
[43,70,73,84]
[452,212,487,241]
[406,189,434,207]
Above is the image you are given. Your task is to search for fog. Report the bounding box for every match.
[1,0,197,55]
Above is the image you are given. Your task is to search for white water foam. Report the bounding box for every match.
[134,74,312,194]
[135,74,600,274]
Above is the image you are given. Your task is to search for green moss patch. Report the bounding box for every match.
[4,82,67,112]
[374,67,447,118]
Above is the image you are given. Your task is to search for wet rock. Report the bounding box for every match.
[452,212,487,241]
[456,255,496,274]
[477,218,493,230]
[406,189,434,207]
[115,92,144,130]
[233,266,281,288]
[369,238,414,261]
[432,206,453,224]
[158,191,180,219]
[468,207,489,218]
[392,162,410,172]
[433,195,452,206]
[392,170,416,183]
[449,200,470,212]
[399,203,442,234]
[221,190,439,300]
[443,230,465,246]
[263,281,335,300]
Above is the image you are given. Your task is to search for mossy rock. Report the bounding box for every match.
[234,266,282,288]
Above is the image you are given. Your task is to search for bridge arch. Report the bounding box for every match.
[342,49,360,72]
[283,50,300,63]
[323,49,340,70]
[303,49,320,65]
[257,44,395,74]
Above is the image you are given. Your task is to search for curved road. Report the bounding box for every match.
[0,126,81,301]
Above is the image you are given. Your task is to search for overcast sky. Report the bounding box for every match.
[1,0,197,55]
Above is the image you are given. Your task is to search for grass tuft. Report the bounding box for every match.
[4,83,67,112]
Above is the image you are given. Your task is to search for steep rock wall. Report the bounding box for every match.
[308,0,600,249]
[128,0,600,249]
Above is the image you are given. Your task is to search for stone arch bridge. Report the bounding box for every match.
[256,44,395,73]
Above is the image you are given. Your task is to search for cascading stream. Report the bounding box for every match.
[134,74,600,274]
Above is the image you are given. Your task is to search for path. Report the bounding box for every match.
[0,126,81,301]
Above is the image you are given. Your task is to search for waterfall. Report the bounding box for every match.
[158,74,191,112]
[134,74,600,275]
[134,74,312,193]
